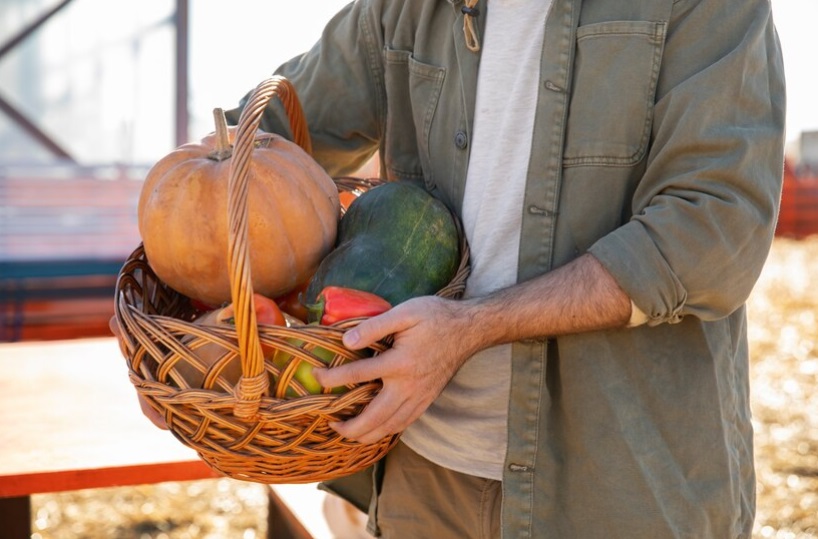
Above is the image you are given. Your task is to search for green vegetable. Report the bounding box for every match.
[271,336,346,397]
[306,181,460,306]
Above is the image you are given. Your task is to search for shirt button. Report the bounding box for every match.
[544,80,562,92]
[454,131,468,149]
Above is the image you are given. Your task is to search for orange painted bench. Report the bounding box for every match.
[0,337,316,539]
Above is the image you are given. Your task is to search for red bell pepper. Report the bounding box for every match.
[217,293,287,327]
[307,286,391,324]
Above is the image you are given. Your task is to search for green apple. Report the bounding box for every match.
[271,338,347,397]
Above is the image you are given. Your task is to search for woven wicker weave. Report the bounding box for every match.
[114,76,470,484]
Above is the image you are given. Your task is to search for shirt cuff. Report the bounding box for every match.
[627,300,649,328]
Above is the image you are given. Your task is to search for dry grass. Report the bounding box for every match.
[30,480,270,538]
[748,237,818,538]
[30,237,818,538]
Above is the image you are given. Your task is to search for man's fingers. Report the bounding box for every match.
[342,302,417,350]
[108,316,120,337]
[138,393,169,430]
[313,353,388,388]
[329,387,422,445]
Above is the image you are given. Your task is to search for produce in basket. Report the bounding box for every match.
[270,338,344,397]
[137,109,340,306]
[306,285,393,324]
[338,190,359,212]
[171,294,286,390]
[273,286,392,396]
[273,278,311,322]
[114,77,435,485]
[306,181,461,306]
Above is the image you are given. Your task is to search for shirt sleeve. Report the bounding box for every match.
[589,0,786,325]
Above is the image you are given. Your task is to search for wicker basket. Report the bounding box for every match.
[114,76,470,484]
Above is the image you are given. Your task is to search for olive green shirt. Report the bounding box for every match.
[227,0,786,536]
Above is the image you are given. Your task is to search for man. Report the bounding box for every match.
[223,0,786,537]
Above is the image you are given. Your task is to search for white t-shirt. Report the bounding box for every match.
[402,0,553,480]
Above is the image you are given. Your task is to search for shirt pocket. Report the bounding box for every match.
[383,48,446,182]
[564,20,666,167]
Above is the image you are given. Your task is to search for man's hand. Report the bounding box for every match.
[313,295,481,445]
[109,316,169,431]
[136,391,169,430]
[312,254,634,444]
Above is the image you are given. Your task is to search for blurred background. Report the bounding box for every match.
[0,0,816,339]
[0,0,357,341]
[0,1,816,538]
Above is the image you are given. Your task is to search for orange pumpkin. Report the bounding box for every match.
[138,110,340,305]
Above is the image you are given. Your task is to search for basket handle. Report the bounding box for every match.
[228,76,313,419]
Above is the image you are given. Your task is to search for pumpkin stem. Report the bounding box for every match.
[210,108,233,161]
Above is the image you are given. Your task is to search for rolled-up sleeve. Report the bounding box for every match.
[589,0,786,325]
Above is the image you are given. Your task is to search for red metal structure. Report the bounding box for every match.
[0,0,188,341]
[776,159,818,239]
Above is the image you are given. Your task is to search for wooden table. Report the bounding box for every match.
[0,337,318,538]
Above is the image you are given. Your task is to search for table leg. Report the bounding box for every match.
[0,495,31,539]
[266,488,313,539]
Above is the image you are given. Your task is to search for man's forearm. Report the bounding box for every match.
[462,253,633,350]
